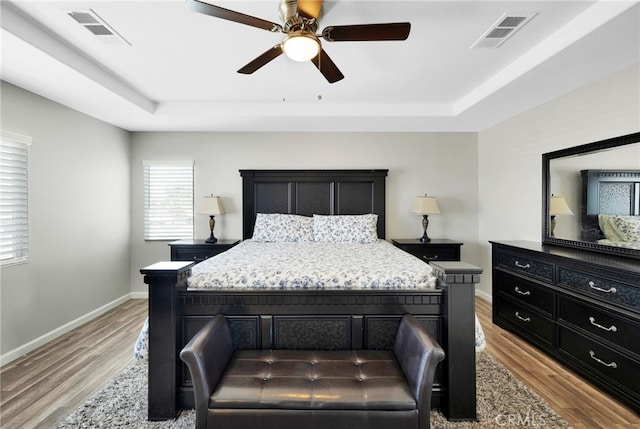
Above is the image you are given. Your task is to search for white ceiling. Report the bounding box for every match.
[1,0,639,132]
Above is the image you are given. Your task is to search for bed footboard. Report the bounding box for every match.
[140,261,482,422]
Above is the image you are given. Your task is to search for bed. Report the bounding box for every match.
[139,169,482,422]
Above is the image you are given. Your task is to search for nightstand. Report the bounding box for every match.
[391,238,463,263]
[169,239,240,262]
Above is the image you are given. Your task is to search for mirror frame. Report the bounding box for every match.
[542,131,640,260]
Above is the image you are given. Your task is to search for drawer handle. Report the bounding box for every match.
[589,317,617,332]
[588,281,617,294]
[589,350,617,369]
[514,261,531,269]
[515,311,531,322]
[422,255,438,261]
[514,287,531,296]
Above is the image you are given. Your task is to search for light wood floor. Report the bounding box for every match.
[1,297,638,428]
[0,299,147,429]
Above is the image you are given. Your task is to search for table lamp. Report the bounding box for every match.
[199,195,224,243]
[411,195,441,243]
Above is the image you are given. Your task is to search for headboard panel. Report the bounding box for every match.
[581,169,640,241]
[240,170,388,240]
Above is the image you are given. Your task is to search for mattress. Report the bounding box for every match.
[187,239,438,290]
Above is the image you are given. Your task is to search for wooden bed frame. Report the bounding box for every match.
[141,169,481,422]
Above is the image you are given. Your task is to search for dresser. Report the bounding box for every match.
[391,238,463,262]
[169,239,240,262]
[491,241,640,412]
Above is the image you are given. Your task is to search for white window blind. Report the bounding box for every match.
[1,131,31,265]
[143,161,194,240]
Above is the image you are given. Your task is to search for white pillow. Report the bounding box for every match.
[599,214,626,241]
[609,215,640,242]
[252,213,314,242]
[313,214,379,243]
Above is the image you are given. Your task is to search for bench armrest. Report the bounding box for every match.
[394,314,446,429]
[180,315,234,429]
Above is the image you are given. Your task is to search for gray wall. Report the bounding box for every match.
[477,64,640,299]
[0,82,131,361]
[129,132,480,293]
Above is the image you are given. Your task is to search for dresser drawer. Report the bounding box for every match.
[495,271,554,316]
[497,298,554,346]
[172,248,218,262]
[409,248,459,262]
[558,327,640,396]
[496,251,554,284]
[557,268,640,312]
[391,240,462,262]
[558,297,640,357]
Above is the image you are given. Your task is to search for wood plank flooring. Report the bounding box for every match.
[1,297,638,428]
[0,299,147,429]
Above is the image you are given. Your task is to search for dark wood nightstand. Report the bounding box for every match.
[391,238,463,263]
[169,239,240,262]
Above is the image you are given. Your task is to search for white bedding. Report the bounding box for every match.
[187,239,438,290]
[597,239,640,250]
[134,239,486,360]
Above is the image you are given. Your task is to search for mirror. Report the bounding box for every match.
[542,132,640,259]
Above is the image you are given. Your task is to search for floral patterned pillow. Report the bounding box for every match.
[609,215,640,242]
[252,213,314,242]
[313,214,379,243]
[599,215,625,241]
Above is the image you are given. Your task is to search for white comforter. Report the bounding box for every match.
[187,239,438,290]
[133,240,487,360]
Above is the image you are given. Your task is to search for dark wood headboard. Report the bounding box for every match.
[240,170,388,240]
[581,169,640,241]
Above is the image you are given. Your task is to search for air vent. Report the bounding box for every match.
[470,13,536,49]
[66,9,130,45]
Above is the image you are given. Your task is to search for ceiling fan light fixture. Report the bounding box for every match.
[282,32,320,62]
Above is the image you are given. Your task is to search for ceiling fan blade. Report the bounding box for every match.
[238,45,284,74]
[311,49,344,83]
[186,0,283,32]
[297,0,323,20]
[322,22,411,42]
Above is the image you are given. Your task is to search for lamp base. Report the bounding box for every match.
[418,214,431,243]
[206,215,218,243]
[418,234,431,243]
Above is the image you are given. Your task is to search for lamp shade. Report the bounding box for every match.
[550,195,573,216]
[412,195,441,215]
[199,195,224,215]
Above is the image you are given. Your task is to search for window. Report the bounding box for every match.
[0,131,31,265]
[143,161,194,240]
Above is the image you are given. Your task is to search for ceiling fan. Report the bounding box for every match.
[185,0,411,83]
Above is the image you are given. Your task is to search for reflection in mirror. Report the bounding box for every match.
[543,132,640,259]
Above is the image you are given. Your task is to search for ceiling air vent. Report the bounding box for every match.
[66,9,131,45]
[470,13,536,49]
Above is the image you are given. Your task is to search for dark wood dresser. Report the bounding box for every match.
[391,238,463,262]
[169,239,240,262]
[491,240,640,412]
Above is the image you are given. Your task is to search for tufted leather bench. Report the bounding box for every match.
[180,314,445,429]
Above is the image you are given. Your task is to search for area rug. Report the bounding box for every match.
[56,352,570,428]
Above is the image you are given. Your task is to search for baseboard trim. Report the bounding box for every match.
[131,291,149,299]
[1,293,137,366]
[475,290,492,303]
